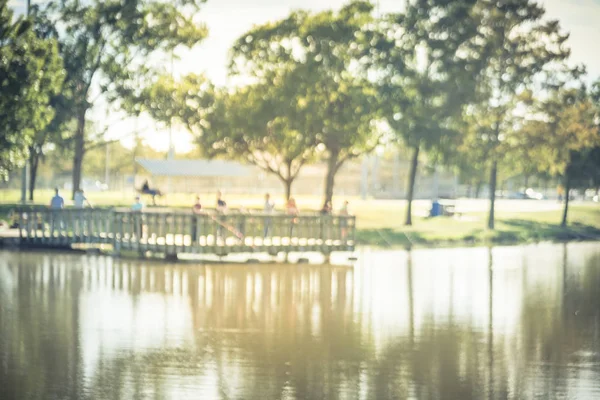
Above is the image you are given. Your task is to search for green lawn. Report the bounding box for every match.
[355,204,600,247]
[1,189,599,247]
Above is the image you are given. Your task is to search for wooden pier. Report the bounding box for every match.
[9,207,356,259]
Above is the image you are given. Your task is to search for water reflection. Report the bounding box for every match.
[1,243,600,399]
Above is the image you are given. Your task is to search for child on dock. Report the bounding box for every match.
[191,195,202,242]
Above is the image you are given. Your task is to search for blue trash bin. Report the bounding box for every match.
[430,201,442,217]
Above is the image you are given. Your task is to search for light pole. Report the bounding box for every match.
[168,50,175,161]
[105,142,110,189]
[166,50,175,194]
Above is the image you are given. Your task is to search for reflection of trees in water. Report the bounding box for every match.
[560,247,600,357]
[364,250,500,400]
[564,249,600,323]
[516,244,600,399]
[0,254,83,400]
[3,247,600,400]
[365,246,600,400]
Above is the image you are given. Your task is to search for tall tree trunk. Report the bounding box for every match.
[475,181,482,199]
[28,150,40,201]
[72,110,86,200]
[323,149,340,208]
[561,173,571,228]
[284,179,292,202]
[487,161,498,230]
[405,144,420,226]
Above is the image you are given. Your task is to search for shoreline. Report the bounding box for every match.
[2,228,599,253]
[2,200,599,254]
[356,223,600,249]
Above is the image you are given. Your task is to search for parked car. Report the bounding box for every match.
[507,188,544,200]
[524,188,544,200]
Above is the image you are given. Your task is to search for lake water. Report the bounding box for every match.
[1,243,600,400]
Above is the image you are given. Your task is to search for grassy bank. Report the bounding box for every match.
[356,206,600,247]
[1,189,599,248]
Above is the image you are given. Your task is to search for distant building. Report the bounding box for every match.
[135,153,462,200]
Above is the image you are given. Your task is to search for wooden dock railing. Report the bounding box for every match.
[15,207,356,257]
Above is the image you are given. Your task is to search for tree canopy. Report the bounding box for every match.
[198,74,319,201]
[229,1,381,206]
[461,0,572,229]
[519,86,600,226]
[36,0,208,197]
[0,0,63,179]
[369,0,482,225]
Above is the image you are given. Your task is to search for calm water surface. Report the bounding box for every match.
[1,243,600,400]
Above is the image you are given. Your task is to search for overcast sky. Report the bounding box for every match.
[9,0,600,152]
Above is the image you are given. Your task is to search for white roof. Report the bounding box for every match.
[136,159,250,177]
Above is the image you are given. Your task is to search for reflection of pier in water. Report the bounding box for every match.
[78,259,355,335]
[3,255,358,399]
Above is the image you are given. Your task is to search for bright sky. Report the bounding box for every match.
[9,0,600,153]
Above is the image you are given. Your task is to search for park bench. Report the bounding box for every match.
[430,199,457,217]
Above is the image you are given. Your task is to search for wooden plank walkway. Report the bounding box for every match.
[6,207,355,258]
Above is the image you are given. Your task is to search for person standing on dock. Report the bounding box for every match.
[263,193,275,238]
[339,200,350,239]
[73,189,92,209]
[216,191,227,240]
[50,188,64,210]
[286,198,298,216]
[131,195,144,240]
[131,195,144,212]
[49,188,64,236]
[73,189,92,236]
[286,197,299,239]
[192,195,203,214]
[191,195,203,242]
[237,205,248,241]
[319,201,332,242]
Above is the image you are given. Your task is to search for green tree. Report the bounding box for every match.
[38,0,208,198]
[25,6,72,200]
[137,73,213,132]
[230,1,380,207]
[313,74,381,207]
[520,87,599,227]
[0,0,63,179]
[141,56,319,201]
[464,0,571,229]
[27,95,72,200]
[453,143,488,198]
[200,79,317,201]
[370,0,481,225]
[585,81,600,196]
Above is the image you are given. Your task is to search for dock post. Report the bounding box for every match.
[112,211,121,257]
